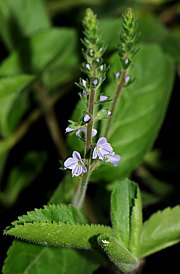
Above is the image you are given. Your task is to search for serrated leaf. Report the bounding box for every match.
[0,0,50,51]
[0,152,47,207]
[0,28,77,76]
[111,179,142,256]
[4,222,112,250]
[0,75,34,137]
[2,240,99,274]
[98,234,139,273]
[93,44,175,181]
[139,206,180,258]
[11,203,87,226]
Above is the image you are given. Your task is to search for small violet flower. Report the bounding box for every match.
[83,114,90,122]
[115,72,120,79]
[64,151,87,177]
[100,95,108,102]
[76,128,97,139]
[93,79,98,86]
[93,137,113,160]
[125,75,130,84]
[65,127,76,133]
[105,152,121,167]
[82,79,87,88]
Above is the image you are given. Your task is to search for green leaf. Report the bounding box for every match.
[0,28,77,76]
[93,44,175,181]
[139,15,180,63]
[139,206,180,258]
[0,152,47,207]
[3,241,99,274]
[111,179,142,256]
[4,222,112,249]
[11,204,87,226]
[0,0,50,51]
[0,75,34,137]
[98,234,139,273]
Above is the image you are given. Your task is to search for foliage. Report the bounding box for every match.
[1,0,179,273]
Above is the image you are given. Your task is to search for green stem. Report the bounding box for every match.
[73,88,96,208]
[104,69,126,137]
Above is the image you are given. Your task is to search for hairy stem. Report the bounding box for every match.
[34,82,68,160]
[105,69,126,137]
[73,88,96,209]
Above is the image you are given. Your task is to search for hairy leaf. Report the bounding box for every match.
[11,204,87,226]
[93,44,174,181]
[111,179,142,256]
[4,222,112,249]
[98,234,139,273]
[139,206,180,258]
[2,241,99,274]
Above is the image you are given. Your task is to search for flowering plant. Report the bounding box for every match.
[2,5,180,274]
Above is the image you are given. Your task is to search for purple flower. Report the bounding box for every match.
[93,79,98,86]
[82,79,87,87]
[76,128,97,139]
[64,151,87,177]
[125,75,130,84]
[83,114,90,122]
[100,95,108,102]
[65,127,76,133]
[105,152,121,167]
[92,137,113,160]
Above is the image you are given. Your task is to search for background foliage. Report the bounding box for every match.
[0,0,179,273]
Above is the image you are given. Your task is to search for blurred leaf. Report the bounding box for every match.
[111,179,142,256]
[4,221,112,249]
[99,18,121,50]
[0,150,8,183]
[136,166,173,198]
[0,75,34,137]
[0,152,46,207]
[139,206,180,257]
[92,44,175,181]
[0,0,50,51]
[0,28,77,76]
[141,191,160,207]
[3,241,99,274]
[138,15,180,63]
[49,175,75,204]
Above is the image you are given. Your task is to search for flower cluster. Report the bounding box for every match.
[64,137,120,177]
[63,9,121,177]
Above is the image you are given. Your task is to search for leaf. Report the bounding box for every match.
[98,234,139,273]
[0,27,77,76]
[11,204,87,226]
[0,152,47,207]
[0,75,34,137]
[4,222,112,250]
[139,206,180,258]
[2,240,99,274]
[93,44,175,181]
[139,15,180,63]
[111,179,142,256]
[0,0,50,51]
